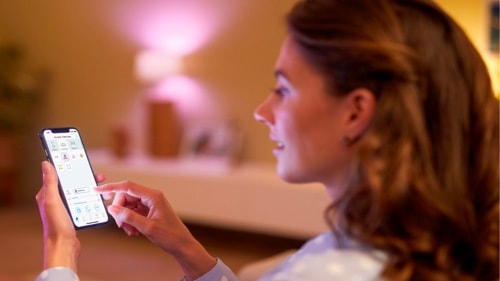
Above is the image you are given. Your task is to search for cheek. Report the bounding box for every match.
[278,111,305,148]
[278,110,325,167]
[287,109,346,173]
[282,107,337,149]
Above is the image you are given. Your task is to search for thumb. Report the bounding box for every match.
[39,161,60,204]
[107,204,148,233]
[42,161,58,188]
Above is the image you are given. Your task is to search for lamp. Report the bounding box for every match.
[134,50,184,158]
[134,50,182,82]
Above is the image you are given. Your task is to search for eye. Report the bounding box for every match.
[272,86,289,96]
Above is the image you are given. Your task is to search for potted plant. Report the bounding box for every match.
[0,42,42,132]
[0,42,43,205]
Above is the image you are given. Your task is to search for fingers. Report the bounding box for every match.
[36,161,75,241]
[96,181,161,211]
[96,181,156,200]
[38,161,67,216]
[107,204,147,235]
[100,192,114,201]
[94,181,167,238]
[122,223,140,236]
[95,174,106,184]
[36,161,80,271]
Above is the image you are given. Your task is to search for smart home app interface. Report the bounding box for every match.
[42,129,108,228]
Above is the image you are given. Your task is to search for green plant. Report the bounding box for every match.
[0,42,43,132]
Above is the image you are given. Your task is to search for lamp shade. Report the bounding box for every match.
[135,50,182,82]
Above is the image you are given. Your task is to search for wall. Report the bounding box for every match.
[0,0,494,202]
[435,0,499,93]
[0,0,294,201]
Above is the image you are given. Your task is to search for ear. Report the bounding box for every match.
[342,88,376,143]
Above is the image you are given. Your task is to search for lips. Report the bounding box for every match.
[270,135,285,155]
[276,141,284,149]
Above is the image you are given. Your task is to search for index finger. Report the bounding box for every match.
[95,181,157,200]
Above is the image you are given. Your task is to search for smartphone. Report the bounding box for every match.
[39,127,109,229]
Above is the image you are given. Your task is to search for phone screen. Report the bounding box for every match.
[39,127,109,229]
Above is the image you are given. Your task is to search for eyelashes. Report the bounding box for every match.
[271,86,288,96]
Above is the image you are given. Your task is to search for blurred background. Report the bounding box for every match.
[0,0,497,205]
[0,0,293,204]
[0,0,497,280]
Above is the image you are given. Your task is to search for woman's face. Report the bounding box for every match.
[254,36,354,188]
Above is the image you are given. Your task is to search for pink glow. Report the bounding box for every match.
[109,1,238,128]
[149,75,202,102]
[113,1,232,56]
[135,50,182,82]
[148,75,222,125]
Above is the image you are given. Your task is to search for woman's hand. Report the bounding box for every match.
[36,161,80,271]
[35,161,107,272]
[96,182,216,281]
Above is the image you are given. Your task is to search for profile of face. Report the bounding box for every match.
[254,36,363,189]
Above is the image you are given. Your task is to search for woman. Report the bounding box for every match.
[36,0,499,280]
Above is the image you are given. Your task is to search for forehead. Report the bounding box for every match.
[275,36,322,82]
[275,36,302,75]
[275,36,327,88]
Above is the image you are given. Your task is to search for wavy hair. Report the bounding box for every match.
[287,0,499,280]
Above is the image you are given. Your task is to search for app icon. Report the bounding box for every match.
[61,152,70,161]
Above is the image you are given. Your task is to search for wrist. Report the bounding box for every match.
[44,236,80,272]
[172,235,216,280]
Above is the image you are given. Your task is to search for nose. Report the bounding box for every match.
[254,95,274,126]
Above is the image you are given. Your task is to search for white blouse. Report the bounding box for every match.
[36,232,386,281]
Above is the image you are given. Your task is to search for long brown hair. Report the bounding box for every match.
[287,0,499,280]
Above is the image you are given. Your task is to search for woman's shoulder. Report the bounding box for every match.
[260,232,386,281]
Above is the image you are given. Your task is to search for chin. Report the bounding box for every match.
[276,164,309,184]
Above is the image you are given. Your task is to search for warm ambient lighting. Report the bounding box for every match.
[135,50,182,83]
[113,1,230,56]
[113,1,233,114]
[148,75,220,124]
[110,1,235,158]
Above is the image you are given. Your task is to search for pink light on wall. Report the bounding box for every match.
[149,75,202,102]
[149,75,222,125]
[110,0,237,148]
[113,1,233,56]
[135,50,182,82]
[116,0,233,121]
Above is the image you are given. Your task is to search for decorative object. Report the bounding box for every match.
[181,119,244,166]
[135,48,185,159]
[148,100,182,158]
[110,124,131,158]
